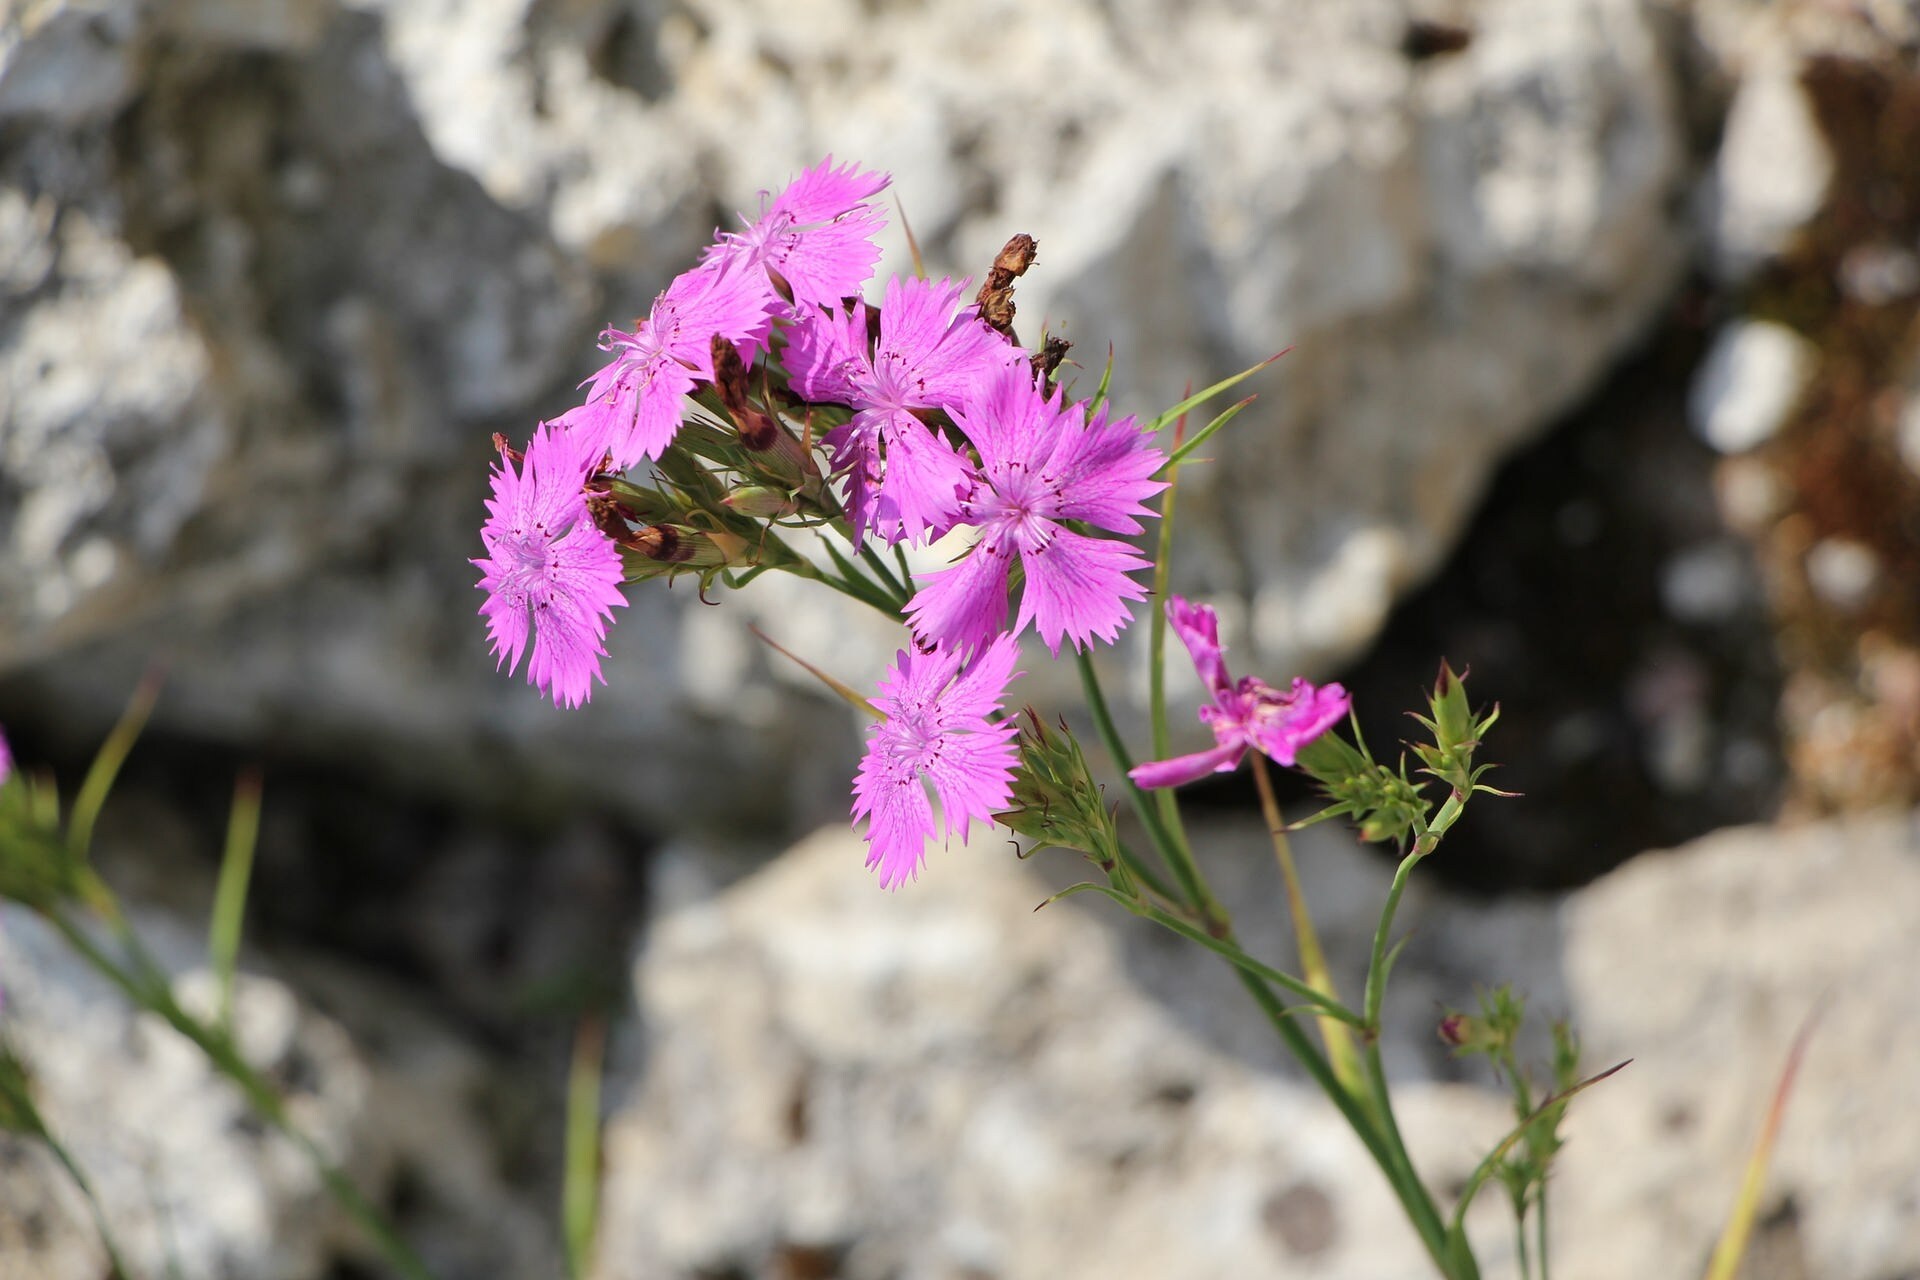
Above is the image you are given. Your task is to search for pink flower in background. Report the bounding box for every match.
[582,262,773,469]
[1129,597,1349,788]
[853,635,1022,889]
[787,275,1023,545]
[706,157,889,312]
[474,422,627,709]
[0,725,11,786]
[907,368,1166,656]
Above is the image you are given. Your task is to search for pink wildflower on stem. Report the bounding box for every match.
[853,634,1022,889]
[787,275,1024,545]
[706,156,890,312]
[906,367,1167,656]
[474,422,628,709]
[1129,597,1349,789]
[581,262,773,470]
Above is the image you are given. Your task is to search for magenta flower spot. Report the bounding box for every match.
[706,156,889,312]
[474,421,628,709]
[583,262,773,470]
[1129,597,1350,789]
[787,275,1024,545]
[907,367,1167,656]
[0,725,11,787]
[853,634,1022,889]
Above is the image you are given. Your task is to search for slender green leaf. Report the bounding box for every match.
[563,1016,607,1280]
[208,770,263,1031]
[1141,349,1287,436]
[1447,1060,1632,1241]
[69,673,162,860]
[1703,1009,1823,1280]
[1061,882,1366,1027]
[1161,395,1257,472]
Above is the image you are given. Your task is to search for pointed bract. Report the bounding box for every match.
[853,636,1021,889]
[474,422,628,708]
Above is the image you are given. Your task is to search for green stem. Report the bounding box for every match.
[1074,651,1463,1275]
[1250,754,1363,1090]
[1113,840,1182,907]
[858,542,912,609]
[1072,649,1224,933]
[1536,1187,1551,1280]
[1357,843,1460,1275]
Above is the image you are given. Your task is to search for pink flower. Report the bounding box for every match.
[853,634,1022,889]
[1129,597,1350,788]
[705,156,889,312]
[906,368,1166,656]
[787,275,1024,545]
[0,725,11,787]
[475,422,628,708]
[581,262,773,470]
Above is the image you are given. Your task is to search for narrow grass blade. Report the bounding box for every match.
[208,769,264,1031]
[1142,349,1287,436]
[564,1016,608,1280]
[1161,396,1256,472]
[1703,1007,1824,1280]
[69,672,163,860]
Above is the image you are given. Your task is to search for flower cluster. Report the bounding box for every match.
[473,158,1337,886]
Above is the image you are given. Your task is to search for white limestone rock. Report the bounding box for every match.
[597,812,1920,1279]
[2,0,1687,829]
[1688,319,1817,453]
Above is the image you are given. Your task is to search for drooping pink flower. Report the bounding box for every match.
[1129,597,1349,789]
[906,368,1167,656]
[786,275,1024,545]
[474,422,628,709]
[582,262,774,470]
[853,634,1022,889]
[705,156,889,312]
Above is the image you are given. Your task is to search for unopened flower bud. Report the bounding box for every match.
[723,486,801,520]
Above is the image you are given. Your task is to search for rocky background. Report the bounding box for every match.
[2,0,1919,1276]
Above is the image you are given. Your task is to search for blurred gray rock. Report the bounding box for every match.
[1702,43,1833,282]
[0,903,561,1279]
[0,906,370,1279]
[595,822,1520,1280]
[597,812,1920,1280]
[1688,318,1817,453]
[3,0,1688,831]
[1552,812,1920,1280]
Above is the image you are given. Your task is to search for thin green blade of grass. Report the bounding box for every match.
[68,672,163,861]
[1141,348,1287,437]
[207,769,264,1032]
[563,1016,608,1280]
[1703,1006,1823,1280]
[1161,396,1256,472]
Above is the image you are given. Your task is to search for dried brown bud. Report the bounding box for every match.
[975,234,1038,338]
[1032,336,1072,388]
[632,524,696,564]
[710,333,783,453]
